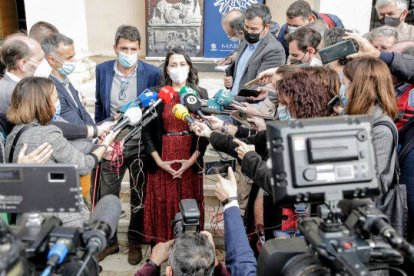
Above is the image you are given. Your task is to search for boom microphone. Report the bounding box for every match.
[111,107,142,132]
[173,104,195,124]
[82,194,121,254]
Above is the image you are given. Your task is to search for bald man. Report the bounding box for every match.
[218,9,246,65]
[0,34,49,113]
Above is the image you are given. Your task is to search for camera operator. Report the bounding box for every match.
[135,231,229,276]
[344,32,414,84]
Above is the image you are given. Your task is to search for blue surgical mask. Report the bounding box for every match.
[53,100,61,122]
[118,52,138,68]
[57,61,76,76]
[277,105,292,121]
[338,73,348,107]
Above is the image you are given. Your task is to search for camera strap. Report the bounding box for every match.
[8,124,34,163]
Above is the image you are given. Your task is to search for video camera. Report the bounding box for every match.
[258,116,414,275]
[172,199,200,238]
[0,164,121,276]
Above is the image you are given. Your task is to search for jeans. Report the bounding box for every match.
[92,147,146,246]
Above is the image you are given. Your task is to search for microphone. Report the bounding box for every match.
[215,89,243,107]
[207,98,223,111]
[141,85,176,117]
[172,104,195,124]
[183,94,213,129]
[201,107,231,115]
[117,88,157,113]
[112,106,142,132]
[138,90,159,107]
[83,194,121,254]
[179,85,198,98]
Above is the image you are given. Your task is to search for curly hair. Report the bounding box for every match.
[162,47,200,90]
[301,66,340,99]
[276,71,330,119]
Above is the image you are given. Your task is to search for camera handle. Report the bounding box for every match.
[346,204,414,264]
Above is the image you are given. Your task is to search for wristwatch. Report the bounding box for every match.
[221,196,238,206]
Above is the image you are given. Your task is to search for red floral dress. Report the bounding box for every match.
[143,93,204,243]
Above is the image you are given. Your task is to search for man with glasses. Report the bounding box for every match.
[0,34,49,114]
[42,33,94,126]
[223,3,285,96]
[94,25,161,264]
[218,9,245,66]
[376,0,414,41]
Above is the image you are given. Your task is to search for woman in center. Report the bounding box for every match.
[143,47,208,243]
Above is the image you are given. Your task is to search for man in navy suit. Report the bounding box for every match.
[94,25,161,264]
[42,33,95,126]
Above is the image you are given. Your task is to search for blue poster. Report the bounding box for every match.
[203,0,263,58]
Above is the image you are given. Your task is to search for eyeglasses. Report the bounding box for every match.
[119,80,129,100]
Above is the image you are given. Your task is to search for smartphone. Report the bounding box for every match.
[205,160,236,176]
[319,40,357,64]
[238,89,260,98]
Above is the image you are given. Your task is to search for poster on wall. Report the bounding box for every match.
[146,0,203,57]
[203,0,263,58]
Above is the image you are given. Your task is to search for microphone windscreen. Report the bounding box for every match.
[179,86,198,97]
[117,99,140,114]
[180,91,189,105]
[207,98,223,111]
[138,90,158,107]
[201,107,230,115]
[158,85,175,103]
[184,94,201,113]
[172,104,191,122]
[89,194,121,239]
[123,107,142,126]
[215,89,233,107]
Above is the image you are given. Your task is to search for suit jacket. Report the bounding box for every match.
[95,60,161,123]
[226,32,286,94]
[381,52,414,85]
[0,74,18,114]
[50,76,95,126]
[224,206,256,275]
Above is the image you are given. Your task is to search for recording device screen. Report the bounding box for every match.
[319,40,357,64]
[0,164,81,213]
[205,159,236,176]
[266,116,380,205]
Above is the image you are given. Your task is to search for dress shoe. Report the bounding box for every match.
[128,244,143,265]
[97,243,119,262]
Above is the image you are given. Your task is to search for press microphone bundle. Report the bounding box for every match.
[111,106,142,132]
[122,86,176,143]
[172,104,195,124]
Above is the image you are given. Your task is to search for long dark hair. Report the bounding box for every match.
[162,47,200,90]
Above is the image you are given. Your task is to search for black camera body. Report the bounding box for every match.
[258,116,412,275]
[172,199,200,238]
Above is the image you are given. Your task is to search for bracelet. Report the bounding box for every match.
[221,196,238,206]
[92,125,98,138]
[98,144,108,151]
[146,259,160,269]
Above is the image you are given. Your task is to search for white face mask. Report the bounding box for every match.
[168,67,189,84]
[34,58,53,77]
[288,26,299,34]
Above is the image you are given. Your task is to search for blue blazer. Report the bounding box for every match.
[94,60,161,123]
[51,77,95,126]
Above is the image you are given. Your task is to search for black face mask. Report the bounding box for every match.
[244,29,261,44]
[380,16,401,27]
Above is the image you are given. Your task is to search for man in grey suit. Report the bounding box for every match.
[224,3,286,95]
[0,34,50,114]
